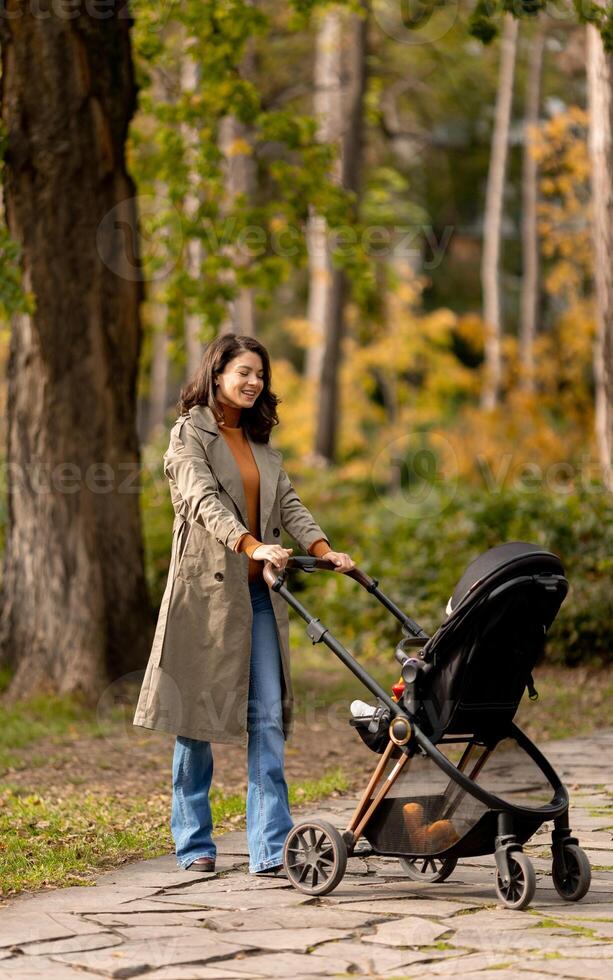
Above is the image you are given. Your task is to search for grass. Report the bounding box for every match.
[0,768,348,902]
[0,691,117,771]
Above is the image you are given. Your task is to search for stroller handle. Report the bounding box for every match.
[262,555,429,642]
[263,555,377,591]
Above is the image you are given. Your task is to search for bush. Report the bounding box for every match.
[233,474,612,668]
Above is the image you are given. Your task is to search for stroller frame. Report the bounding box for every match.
[263,554,590,909]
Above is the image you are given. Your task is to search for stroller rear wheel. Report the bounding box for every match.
[495,850,536,910]
[552,844,591,902]
[283,819,347,896]
[398,855,457,882]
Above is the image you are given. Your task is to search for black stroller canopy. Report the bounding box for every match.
[418,540,568,742]
[446,541,565,618]
[421,539,567,666]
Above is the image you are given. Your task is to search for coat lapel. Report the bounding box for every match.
[189,404,281,538]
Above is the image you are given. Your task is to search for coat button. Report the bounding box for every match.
[273,527,280,537]
[214,572,224,581]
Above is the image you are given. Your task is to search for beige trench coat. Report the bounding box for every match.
[132,404,330,744]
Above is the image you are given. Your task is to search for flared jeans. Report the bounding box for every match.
[170,579,293,872]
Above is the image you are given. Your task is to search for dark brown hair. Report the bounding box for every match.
[178,334,280,443]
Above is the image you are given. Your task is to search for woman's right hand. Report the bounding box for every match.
[251,545,294,569]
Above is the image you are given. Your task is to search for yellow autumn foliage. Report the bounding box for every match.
[272,105,596,488]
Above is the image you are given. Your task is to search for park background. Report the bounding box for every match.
[0,0,611,901]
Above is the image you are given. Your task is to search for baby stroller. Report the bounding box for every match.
[263,541,591,910]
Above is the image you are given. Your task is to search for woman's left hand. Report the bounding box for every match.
[321,550,357,573]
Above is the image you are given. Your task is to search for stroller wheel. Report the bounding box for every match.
[283,819,347,896]
[495,851,536,910]
[399,855,457,883]
[552,844,591,902]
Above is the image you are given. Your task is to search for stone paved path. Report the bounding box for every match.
[1,732,612,979]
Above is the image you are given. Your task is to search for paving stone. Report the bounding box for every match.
[309,939,446,974]
[422,951,524,974]
[437,972,555,980]
[532,957,613,979]
[222,948,377,977]
[214,926,350,953]
[451,926,608,954]
[546,946,613,959]
[143,968,253,980]
[49,934,250,975]
[561,903,613,920]
[83,911,200,928]
[0,957,86,978]
[338,897,479,917]
[194,906,381,932]
[362,915,450,947]
[114,924,218,942]
[150,889,311,911]
[15,932,123,956]
[442,908,539,931]
[0,911,108,949]
[162,874,288,896]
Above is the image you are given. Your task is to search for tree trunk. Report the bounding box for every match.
[147,304,170,438]
[305,8,344,389]
[181,54,206,374]
[218,112,257,337]
[307,3,368,463]
[481,12,518,411]
[0,3,151,699]
[519,19,545,393]
[586,24,613,489]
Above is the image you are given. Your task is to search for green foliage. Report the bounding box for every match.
[570,0,613,53]
[469,0,613,50]
[0,123,35,320]
[130,0,377,381]
[141,460,613,666]
[266,477,613,667]
[0,227,34,320]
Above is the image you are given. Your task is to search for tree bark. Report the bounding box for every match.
[180,53,207,373]
[218,112,257,337]
[0,2,151,699]
[481,13,518,411]
[147,304,170,438]
[306,3,368,463]
[586,24,613,489]
[218,27,257,339]
[519,19,545,393]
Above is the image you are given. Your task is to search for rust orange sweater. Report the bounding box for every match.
[216,400,331,582]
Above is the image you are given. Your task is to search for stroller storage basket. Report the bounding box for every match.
[362,736,552,860]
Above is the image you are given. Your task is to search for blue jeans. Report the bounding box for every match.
[170,579,293,872]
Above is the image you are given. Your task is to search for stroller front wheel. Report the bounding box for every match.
[283,819,347,896]
[495,851,536,910]
[399,855,457,883]
[552,844,591,902]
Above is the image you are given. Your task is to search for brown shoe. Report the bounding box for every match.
[189,857,216,871]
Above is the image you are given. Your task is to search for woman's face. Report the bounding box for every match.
[215,350,265,410]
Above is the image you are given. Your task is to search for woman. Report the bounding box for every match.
[133,334,356,875]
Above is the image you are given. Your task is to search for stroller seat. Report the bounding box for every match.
[414,541,568,744]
